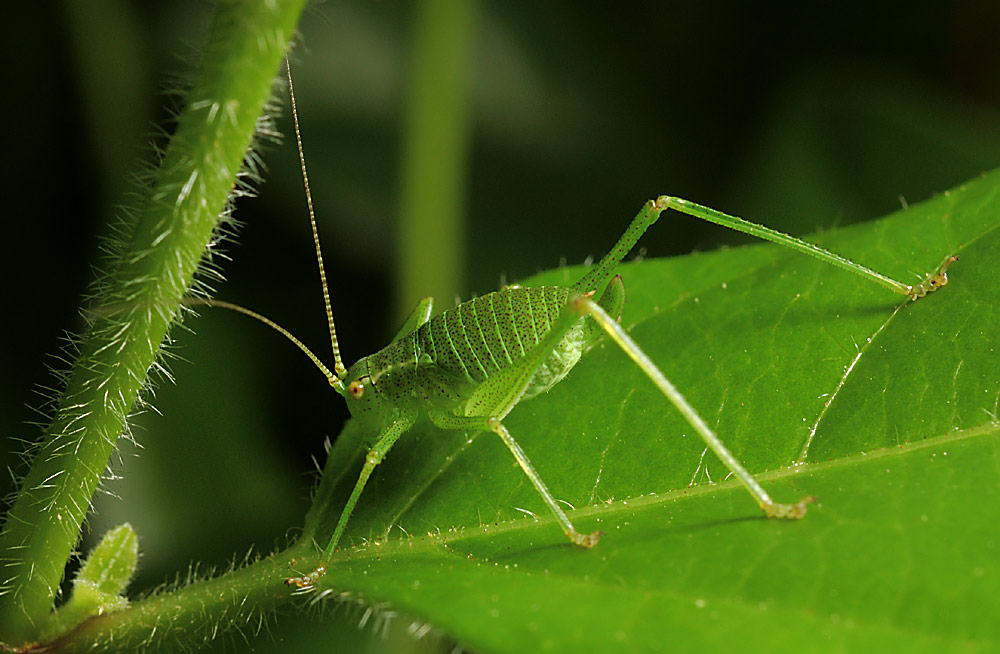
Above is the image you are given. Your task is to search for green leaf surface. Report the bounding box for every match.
[305,170,1000,651]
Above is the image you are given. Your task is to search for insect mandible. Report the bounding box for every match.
[203,61,957,585]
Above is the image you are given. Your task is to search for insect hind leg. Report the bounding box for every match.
[570,294,814,519]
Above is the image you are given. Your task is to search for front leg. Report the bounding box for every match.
[323,409,419,558]
[288,409,419,589]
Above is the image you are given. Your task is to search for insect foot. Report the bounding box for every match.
[906,255,959,300]
[572,530,604,548]
[285,565,327,589]
[762,496,816,520]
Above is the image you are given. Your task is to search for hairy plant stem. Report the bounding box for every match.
[0,0,306,645]
[41,544,314,653]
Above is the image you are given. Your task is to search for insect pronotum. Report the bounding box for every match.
[202,60,957,587]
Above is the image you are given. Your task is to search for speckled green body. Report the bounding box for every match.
[345,284,609,434]
[340,197,661,442]
[314,196,842,558]
[317,199,663,556]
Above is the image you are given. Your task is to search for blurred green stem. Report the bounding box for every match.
[396,0,477,319]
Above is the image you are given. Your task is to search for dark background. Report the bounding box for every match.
[4,1,999,650]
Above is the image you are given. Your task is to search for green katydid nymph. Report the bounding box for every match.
[202,61,957,588]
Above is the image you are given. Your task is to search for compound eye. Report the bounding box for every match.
[348,380,364,399]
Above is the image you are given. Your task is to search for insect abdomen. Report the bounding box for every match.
[363,286,576,411]
[377,287,565,403]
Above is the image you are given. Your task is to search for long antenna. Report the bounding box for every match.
[189,298,344,394]
[285,57,348,379]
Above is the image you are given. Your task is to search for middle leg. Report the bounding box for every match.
[428,410,602,547]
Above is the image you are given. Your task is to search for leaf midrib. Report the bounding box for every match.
[332,418,999,563]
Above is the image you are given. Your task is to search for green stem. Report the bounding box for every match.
[0,0,306,644]
[396,0,477,320]
[43,544,316,653]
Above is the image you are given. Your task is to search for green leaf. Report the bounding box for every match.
[73,524,139,600]
[304,169,999,651]
[42,524,139,640]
